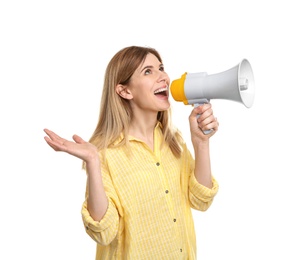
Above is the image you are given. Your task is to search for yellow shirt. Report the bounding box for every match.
[81,123,219,259]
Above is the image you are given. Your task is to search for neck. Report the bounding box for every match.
[129,112,158,149]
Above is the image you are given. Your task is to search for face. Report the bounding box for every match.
[124,53,171,114]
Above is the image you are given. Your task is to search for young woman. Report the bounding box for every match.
[44,46,219,259]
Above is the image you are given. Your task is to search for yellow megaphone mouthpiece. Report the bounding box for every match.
[170,73,189,105]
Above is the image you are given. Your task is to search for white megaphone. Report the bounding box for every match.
[170,59,255,134]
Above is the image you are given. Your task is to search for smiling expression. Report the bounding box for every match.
[126,53,171,113]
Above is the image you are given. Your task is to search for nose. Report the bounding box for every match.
[157,71,170,85]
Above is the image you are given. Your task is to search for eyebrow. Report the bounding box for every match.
[140,65,153,73]
[140,64,164,73]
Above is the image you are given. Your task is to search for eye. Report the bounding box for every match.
[159,65,164,72]
[144,69,152,75]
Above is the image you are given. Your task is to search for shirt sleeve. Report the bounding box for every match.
[189,174,219,211]
[81,197,119,246]
[181,143,219,211]
[81,152,121,246]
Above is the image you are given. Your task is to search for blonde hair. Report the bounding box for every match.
[89,46,183,157]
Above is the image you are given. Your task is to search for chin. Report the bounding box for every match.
[159,103,171,111]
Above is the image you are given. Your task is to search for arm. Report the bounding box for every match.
[43,128,108,221]
[188,103,219,188]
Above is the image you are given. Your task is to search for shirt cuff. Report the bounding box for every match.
[189,174,219,201]
[81,198,118,232]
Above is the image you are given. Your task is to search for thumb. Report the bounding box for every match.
[72,134,86,144]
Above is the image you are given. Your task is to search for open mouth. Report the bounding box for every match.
[154,87,168,97]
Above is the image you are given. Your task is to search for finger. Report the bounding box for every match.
[213,117,219,131]
[44,128,62,142]
[194,103,211,114]
[73,134,86,144]
[199,115,218,131]
[197,110,214,124]
[203,117,219,132]
[44,136,64,151]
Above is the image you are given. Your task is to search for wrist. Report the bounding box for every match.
[192,139,210,152]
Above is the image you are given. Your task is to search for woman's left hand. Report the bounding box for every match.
[189,103,219,142]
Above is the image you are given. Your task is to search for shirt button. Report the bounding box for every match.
[156,162,160,166]
[165,190,169,194]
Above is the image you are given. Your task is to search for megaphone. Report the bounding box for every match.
[170,59,255,134]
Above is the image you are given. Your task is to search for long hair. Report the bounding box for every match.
[88,46,183,157]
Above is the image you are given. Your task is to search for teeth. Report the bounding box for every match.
[154,87,167,94]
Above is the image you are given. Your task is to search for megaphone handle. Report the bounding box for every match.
[194,100,213,135]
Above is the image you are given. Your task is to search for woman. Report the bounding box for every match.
[44,46,219,259]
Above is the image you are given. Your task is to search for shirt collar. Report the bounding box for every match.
[112,121,162,146]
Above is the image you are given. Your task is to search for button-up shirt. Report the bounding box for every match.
[81,123,219,259]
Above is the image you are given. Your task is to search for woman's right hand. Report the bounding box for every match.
[43,128,99,163]
[44,128,108,221]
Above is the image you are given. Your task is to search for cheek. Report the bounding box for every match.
[134,80,153,93]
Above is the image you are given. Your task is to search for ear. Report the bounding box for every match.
[115,84,133,100]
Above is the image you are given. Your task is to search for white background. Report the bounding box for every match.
[1,0,301,259]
